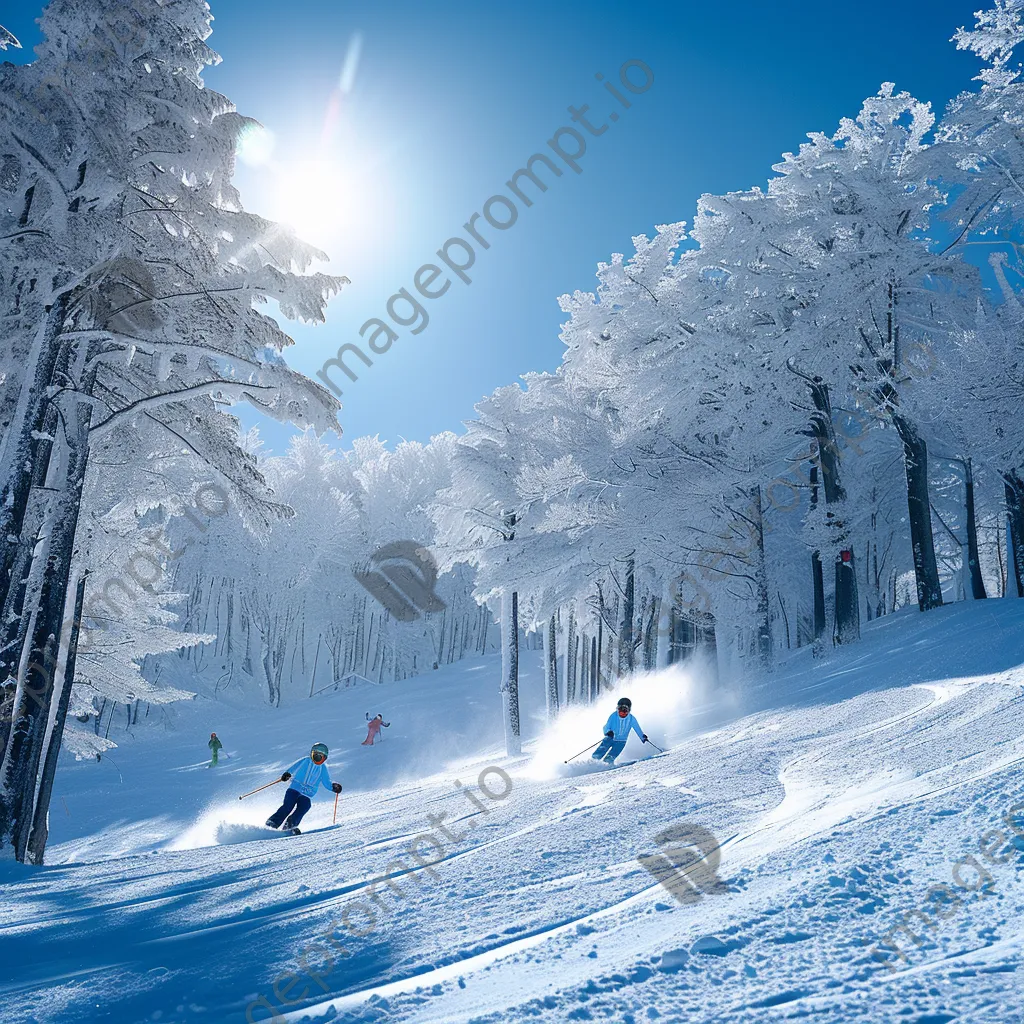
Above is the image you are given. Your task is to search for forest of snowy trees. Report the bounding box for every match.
[4,0,1024,861]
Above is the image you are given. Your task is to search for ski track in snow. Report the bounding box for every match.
[4,605,1024,1022]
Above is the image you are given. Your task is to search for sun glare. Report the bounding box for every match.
[273,159,348,246]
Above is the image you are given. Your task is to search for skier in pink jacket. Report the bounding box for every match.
[362,713,390,745]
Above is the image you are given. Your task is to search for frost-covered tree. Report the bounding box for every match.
[166,429,493,712]
[0,0,344,862]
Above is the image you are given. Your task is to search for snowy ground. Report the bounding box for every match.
[4,603,1024,1023]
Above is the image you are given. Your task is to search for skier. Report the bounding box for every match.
[208,732,223,767]
[362,713,391,746]
[265,742,342,832]
[591,697,648,764]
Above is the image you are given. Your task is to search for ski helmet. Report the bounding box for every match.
[617,697,632,711]
[311,742,329,763]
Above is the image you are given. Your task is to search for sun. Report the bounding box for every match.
[272,159,348,247]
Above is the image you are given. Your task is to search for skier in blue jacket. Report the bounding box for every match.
[266,742,342,832]
[592,697,648,764]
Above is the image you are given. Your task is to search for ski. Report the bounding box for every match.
[279,823,345,838]
[596,750,672,770]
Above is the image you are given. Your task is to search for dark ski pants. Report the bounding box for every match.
[592,738,627,763]
[268,788,312,829]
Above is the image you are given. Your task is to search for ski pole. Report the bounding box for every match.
[645,740,666,754]
[564,740,602,763]
[333,791,340,824]
[239,778,283,800]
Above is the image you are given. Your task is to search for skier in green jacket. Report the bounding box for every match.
[208,732,223,767]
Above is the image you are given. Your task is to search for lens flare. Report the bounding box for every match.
[236,123,275,167]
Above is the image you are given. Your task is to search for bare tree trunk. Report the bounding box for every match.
[618,555,635,676]
[565,609,577,704]
[1,369,93,861]
[788,366,858,643]
[809,464,826,641]
[25,571,88,864]
[996,522,1007,597]
[479,604,489,654]
[0,387,63,737]
[500,589,521,756]
[544,613,559,718]
[580,630,589,701]
[1004,471,1024,598]
[749,485,774,668]
[642,595,657,669]
[0,296,69,623]
[893,413,942,611]
[309,634,322,698]
[778,592,791,650]
[656,581,672,669]
[963,458,986,600]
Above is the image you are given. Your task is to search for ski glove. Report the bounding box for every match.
[605,731,615,738]
[332,782,343,794]
[642,734,648,743]
[281,772,292,782]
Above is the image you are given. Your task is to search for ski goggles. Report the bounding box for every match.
[311,747,328,764]
[617,706,630,714]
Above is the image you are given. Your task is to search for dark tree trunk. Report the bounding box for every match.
[1,375,94,862]
[565,609,576,703]
[812,553,826,638]
[833,550,860,645]
[642,596,657,669]
[697,612,719,683]
[26,572,88,864]
[574,635,581,702]
[590,635,598,701]
[500,589,520,756]
[1004,471,1024,598]
[788,364,859,644]
[0,377,63,724]
[670,599,695,665]
[964,458,986,600]
[618,555,635,676]
[749,485,774,667]
[579,631,588,701]
[545,613,559,717]
[0,297,69,624]
[893,413,942,611]
[479,603,489,654]
[808,463,827,640]
[499,511,520,756]
[811,381,859,643]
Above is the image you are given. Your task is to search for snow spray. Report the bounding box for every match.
[528,661,711,780]
[245,764,514,1022]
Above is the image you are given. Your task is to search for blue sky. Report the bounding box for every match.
[5,0,982,452]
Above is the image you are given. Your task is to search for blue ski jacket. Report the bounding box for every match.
[603,712,644,743]
[285,757,335,798]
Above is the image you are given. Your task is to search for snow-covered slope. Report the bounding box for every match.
[4,603,1024,1023]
